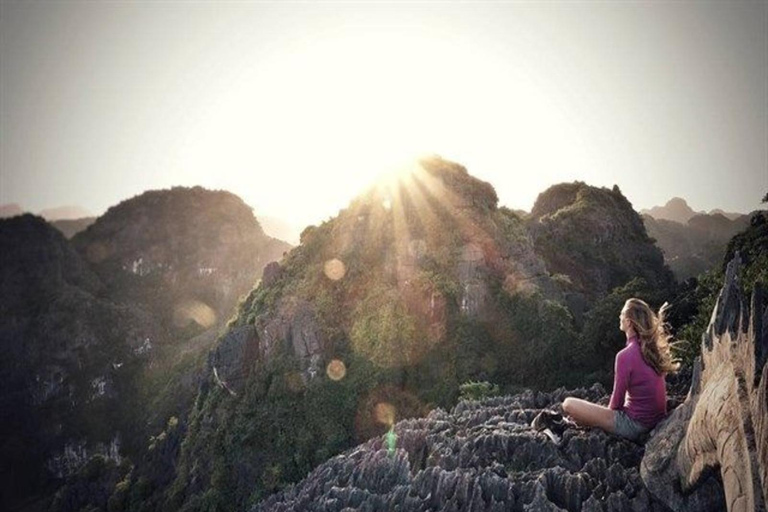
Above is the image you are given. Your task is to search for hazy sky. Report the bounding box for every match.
[1,1,766,229]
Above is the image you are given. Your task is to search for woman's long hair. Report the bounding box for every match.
[624,298,679,375]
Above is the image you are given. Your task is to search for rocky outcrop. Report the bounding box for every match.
[641,255,768,512]
[252,384,687,512]
[529,183,673,309]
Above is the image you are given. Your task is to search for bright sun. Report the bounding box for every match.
[180,27,574,227]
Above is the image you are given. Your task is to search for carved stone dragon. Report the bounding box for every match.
[642,255,768,512]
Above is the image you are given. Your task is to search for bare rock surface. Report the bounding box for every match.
[253,384,689,512]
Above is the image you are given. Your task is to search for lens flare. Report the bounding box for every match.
[323,258,346,281]
[173,300,217,329]
[385,426,398,456]
[326,359,347,381]
[374,402,397,427]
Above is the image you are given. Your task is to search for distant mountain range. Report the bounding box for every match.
[641,197,745,223]
[1,203,95,221]
[640,198,752,281]
[1,204,98,239]
[0,203,23,218]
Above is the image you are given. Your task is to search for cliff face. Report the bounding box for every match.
[642,256,768,512]
[0,215,160,510]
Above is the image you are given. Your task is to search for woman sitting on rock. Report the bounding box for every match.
[562,298,678,441]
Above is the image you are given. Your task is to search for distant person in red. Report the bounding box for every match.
[563,298,679,441]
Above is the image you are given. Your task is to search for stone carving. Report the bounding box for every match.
[642,255,768,512]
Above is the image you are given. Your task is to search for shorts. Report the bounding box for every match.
[614,410,650,441]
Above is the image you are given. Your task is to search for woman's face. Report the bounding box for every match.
[619,303,631,333]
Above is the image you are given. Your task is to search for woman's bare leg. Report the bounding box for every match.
[562,397,616,433]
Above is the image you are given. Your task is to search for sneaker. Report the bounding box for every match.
[532,410,578,437]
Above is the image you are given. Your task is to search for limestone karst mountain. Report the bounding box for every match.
[641,197,699,224]
[709,208,747,221]
[0,188,293,512]
[68,187,293,433]
[0,215,161,511]
[528,182,673,319]
[71,186,291,338]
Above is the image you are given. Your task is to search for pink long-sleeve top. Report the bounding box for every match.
[608,336,667,428]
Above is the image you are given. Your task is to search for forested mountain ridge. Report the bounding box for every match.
[0,188,292,512]
[528,182,673,322]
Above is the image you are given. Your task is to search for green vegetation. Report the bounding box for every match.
[459,381,501,401]
[673,207,767,368]
[673,270,723,367]
[725,211,768,296]
[529,182,673,304]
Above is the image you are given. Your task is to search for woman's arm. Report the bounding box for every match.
[609,351,629,410]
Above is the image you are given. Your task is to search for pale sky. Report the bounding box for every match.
[1,1,766,230]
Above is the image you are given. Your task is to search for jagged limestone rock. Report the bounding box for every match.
[641,256,768,512]
[251,384,672,512]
